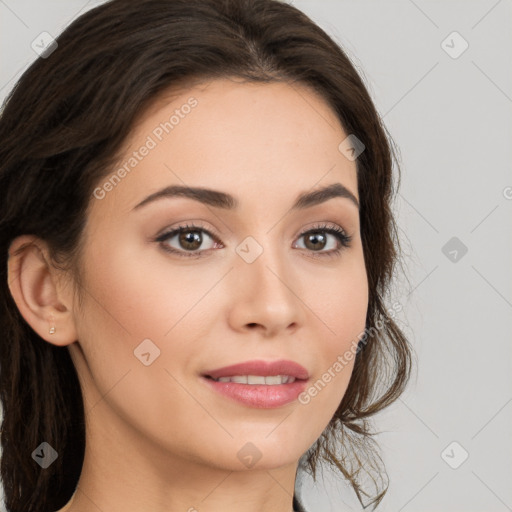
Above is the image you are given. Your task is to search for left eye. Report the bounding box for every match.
[155,222,352,259]
[157,224,219,256]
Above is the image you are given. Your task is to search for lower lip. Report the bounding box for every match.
[201,376,308,408]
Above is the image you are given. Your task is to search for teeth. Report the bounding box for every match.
[247,375,266,384]
[263,375,282,385]
[213,375,296,385]
[231,375,248,384]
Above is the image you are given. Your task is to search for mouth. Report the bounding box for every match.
[203,374,301,385]
[200,359,310,408]
[202,359,309,381]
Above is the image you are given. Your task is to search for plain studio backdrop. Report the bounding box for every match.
[1,1,511,511]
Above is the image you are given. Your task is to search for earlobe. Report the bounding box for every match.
[7,235,78,347]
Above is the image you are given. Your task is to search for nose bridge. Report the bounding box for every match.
[228,229,303,334]
[236,229,289,294]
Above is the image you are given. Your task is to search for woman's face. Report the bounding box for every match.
[69,77,368,472]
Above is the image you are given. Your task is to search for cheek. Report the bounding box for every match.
[72,236,221,394]
[71,242,214,445]
[311,247,369,353]
[77,237,200,342]
[297,249,368,419]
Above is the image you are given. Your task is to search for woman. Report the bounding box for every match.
[0,1,412,511]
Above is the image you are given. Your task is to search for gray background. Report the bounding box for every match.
[1,1,511,511]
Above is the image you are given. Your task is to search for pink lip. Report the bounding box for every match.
[201,359,309,409]
[203,359,309,380]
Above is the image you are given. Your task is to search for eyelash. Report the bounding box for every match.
[154,222,352,260]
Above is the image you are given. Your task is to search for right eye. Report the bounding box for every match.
[155,223,223,258]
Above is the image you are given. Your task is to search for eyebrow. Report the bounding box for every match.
[132,182,359,212]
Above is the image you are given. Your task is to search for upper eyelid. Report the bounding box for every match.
[156,222,218,241]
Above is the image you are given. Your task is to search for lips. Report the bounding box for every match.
[200,359,310,408]
[213,375,296,384]
[202,359,309,381]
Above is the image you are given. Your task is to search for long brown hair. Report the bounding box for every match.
[0,0,412,510]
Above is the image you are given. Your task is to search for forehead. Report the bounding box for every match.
[91,78,358,217]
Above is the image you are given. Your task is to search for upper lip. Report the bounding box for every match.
[203,359,309,380]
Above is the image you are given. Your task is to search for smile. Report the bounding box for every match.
[208,375,297,384]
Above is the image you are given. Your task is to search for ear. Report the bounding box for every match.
[7,235,78,346]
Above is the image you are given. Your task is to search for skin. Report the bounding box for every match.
[8,77,368,512]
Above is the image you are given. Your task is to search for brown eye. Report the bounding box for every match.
[156,223,220,258]
[178,229,203,250]
[303,231,328,251]
[294,224,352,258]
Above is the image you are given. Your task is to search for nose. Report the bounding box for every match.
[226,243,305,338]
